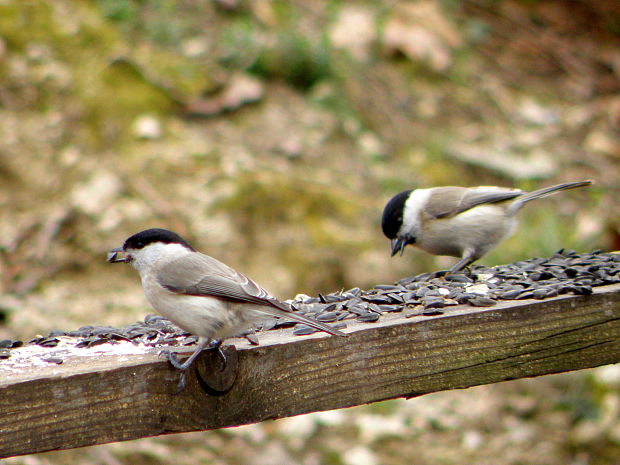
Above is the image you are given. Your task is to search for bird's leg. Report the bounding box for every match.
[207,339,227,371]
[158,349,190,393]
[161,343,207,371]
[449,255,475,274]
[160,338,209,393]
[160,350,186,370]
[419,255,476,283]
[425,254,476,281]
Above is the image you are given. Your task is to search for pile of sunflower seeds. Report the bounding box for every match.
[288,249,620,334]
[1,249,619,359]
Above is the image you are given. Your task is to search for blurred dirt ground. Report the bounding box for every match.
[1,0,619,463]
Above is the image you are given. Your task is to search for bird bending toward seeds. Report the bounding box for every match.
[108,228,346,391]
[382,181,592,273]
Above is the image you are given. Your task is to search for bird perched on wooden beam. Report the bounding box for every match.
[382,181,592,273]
[108,228,346,391]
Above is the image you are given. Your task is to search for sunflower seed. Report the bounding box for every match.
[37,338,60,347]
[358,312,380,323]
[467,296,497,307]
[422,297,445,309]
[498,289,522,300]
[293,324,319,336]
[364,294,392,304]
[387,293,405,303]
[245,332,260,345]
[444,273,473,283]
[367,303,384,314]
[530,288,549,299]
[516,291,536,300]
[317,311,339,322]
[379,304,404,312]
[422,309,444,316]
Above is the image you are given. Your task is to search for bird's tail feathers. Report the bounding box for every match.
[510,180,592,212]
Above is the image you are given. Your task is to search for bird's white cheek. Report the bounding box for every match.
[400,189,432,238]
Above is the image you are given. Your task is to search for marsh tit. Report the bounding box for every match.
[108,228,346,390]
[382,181,592,273]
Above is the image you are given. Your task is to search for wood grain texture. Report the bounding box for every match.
[1,283,619,458]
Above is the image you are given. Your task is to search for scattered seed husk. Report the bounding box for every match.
[245,332,260,345]
[467,296,497,307]
[5,249,619,358]
[357,312,380,323]
[293,324,320,336]
[317,311,339,322]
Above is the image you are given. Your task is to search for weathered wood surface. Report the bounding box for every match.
[1,283,619,458]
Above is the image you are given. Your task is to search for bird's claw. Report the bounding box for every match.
[175,370,188,394]
[207,339,227,371]
[159,349,189,370]
[428,270,449,280]
[159,349,191,393]
[160,340,227,393]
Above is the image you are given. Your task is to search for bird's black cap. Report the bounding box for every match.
[381,190,412,239]
[123,228,196,251]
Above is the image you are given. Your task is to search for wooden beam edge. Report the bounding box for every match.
[1,283,619,458]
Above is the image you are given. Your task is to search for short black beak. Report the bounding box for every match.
[107,246,128,263]
[390,237,408,257]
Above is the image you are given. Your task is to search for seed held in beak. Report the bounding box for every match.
[107,247,128,263]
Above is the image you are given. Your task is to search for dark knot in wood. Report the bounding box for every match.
[195,344,238,395]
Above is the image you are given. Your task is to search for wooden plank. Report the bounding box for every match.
[1,283,619,458]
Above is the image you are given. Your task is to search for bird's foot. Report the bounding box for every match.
[207,339,227,371]
[159,349,193,393]
[427,270,449,280]
[160,340,225,393]
[160,349,192,370]
[425,267,474,283]
[175,370,188,394]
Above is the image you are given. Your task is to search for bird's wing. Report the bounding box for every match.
[427,186,524,219]
[156,253,346,337]
[156,252,289,310]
